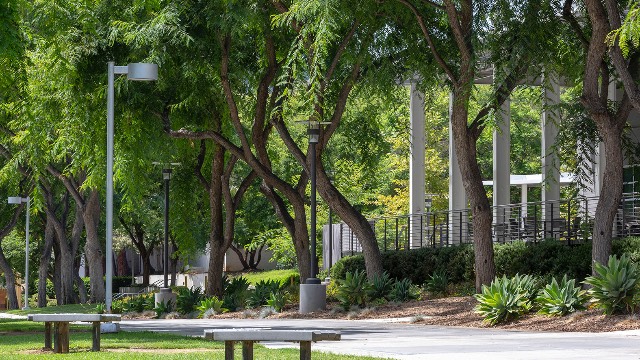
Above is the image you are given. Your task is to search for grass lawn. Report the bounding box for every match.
[233,268,299,285]
[0,319,388,360]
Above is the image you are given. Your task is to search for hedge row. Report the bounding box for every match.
[330,237,640,285]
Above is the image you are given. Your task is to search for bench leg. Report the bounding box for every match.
[92,321,100,351]
[242,341,254,360]
[54,322,69,353]
[44,322,52,350]
[300,341,311,360]
[224,341,235,360]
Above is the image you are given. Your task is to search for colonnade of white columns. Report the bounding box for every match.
[408,75,567,245]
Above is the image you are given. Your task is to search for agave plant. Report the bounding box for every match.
[583,254,640,315]
[536,275,587,316]
[247,280,282,308]
[424,271,449,295]
[389,278,420,302]
[176,286,203,315]
[266,290,290,312]
[368,271,394,301]
[336,270,372,310]
[197,296,227,317]
[474,275,531,325]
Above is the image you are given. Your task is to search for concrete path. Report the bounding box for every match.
[120,318,640,360]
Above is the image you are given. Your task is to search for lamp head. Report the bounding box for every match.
[127,63,158,81]
[8,197,24,204]
[162,168,172,180]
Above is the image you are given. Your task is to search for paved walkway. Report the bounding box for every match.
[120,318,640,360]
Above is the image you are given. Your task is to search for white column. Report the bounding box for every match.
[409,83,426,248]
[521,184,528,218]
[542,75,561,230]
[449,92,467,244]
[493,96,511,223]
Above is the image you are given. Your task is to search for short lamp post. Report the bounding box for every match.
[8,196,30,309]
[106,62,158,313]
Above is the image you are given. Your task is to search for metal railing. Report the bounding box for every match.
[330,192,640,259]
[112,278,163,301]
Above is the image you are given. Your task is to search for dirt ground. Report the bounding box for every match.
[212,296,640,333]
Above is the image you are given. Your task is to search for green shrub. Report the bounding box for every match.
[197,296,227,317]
[111,299,125,314]
[510,274,540,305]
[266,290,290,312]
[536,275,587,316]
[583,254,640,315]
[125,294,154,312]
[474,275,531,325]
[424,271,449,295]
[330,238,640,288]
[95,303,105,314]
[176,287,203,315]
[247,280,282,308]
[389,278,420,302]
[223,276,250,311]
[368,271,394,301]
[154,299,173,318]
[336,270,371,310]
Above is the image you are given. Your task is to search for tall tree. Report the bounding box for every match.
[563,0,634,267]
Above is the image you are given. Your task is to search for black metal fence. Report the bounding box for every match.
[324,192,640,267]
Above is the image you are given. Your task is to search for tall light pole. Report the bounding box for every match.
[8,196,30,309]
[162,168,171,289]
[307,123,321,284]
[106,62,158,313]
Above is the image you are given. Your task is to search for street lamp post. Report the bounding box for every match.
[299,121,328,313]
[106,62,158,313]
[307,123,320,285]
[8,196,30,309]
[162,168,171,288]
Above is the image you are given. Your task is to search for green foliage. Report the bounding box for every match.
[536,275,587,316]
[474,275,532,325]
[266,290,290,312]
[247,280,282,309]
[223,277,250,312]
[510,274,540,305]
[95,303,105,314]
[111,300,125,314]
[331,239,640,291]
[154,299,173,318]
[176,287,203,315]
[368,271,394,301]
[389,278,420,303]
[123,294,155,313]
[607,2,640,57]
[424,271,449,295]
[197,296,227,317]
[336,270,371,310]
[583,254,640,315]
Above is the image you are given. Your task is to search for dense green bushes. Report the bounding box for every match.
[331,238,640,284]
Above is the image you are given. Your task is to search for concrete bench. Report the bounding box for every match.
[27,313,121,353]
[204,328,340,360]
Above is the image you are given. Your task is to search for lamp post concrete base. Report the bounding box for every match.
[154,288,176,308]
[299,283,327,314]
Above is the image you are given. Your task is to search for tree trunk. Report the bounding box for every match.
[451,89,495,292]
[37,216,56,307]
[0,247,19,309]
[52,243,63,305]
[229,244,251,270]
[170,239,178,287]
[591,125,624,266]
[316,164,382,279]
[73,269,88,303]
[83,190,104,303]
[206,139,226,297]
[142,253,153,287]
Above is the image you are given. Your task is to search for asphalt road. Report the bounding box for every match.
[120,318,640,360]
